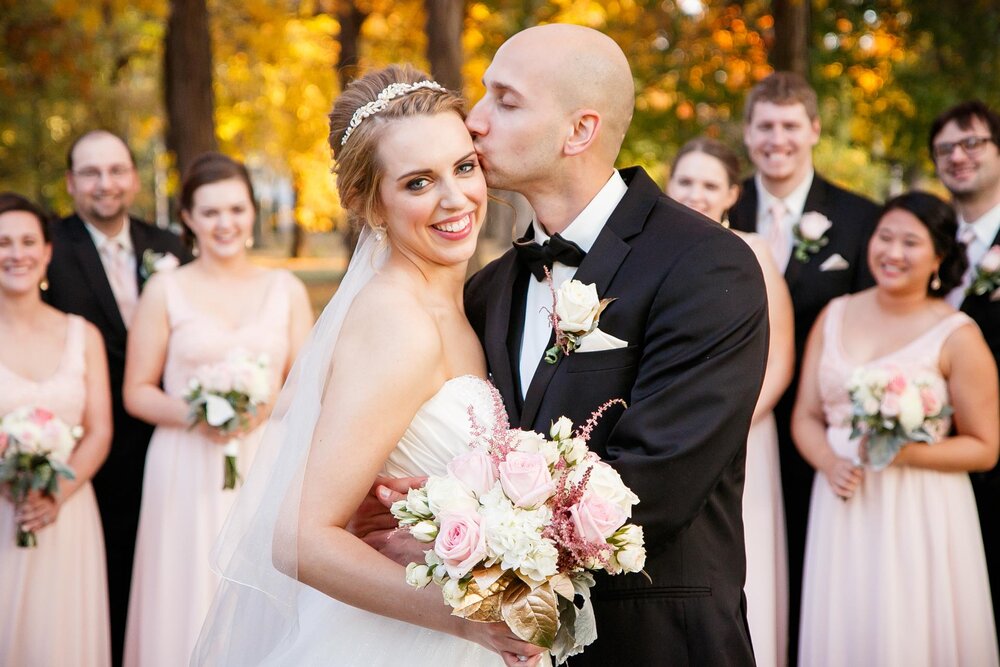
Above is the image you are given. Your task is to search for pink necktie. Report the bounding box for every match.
[767,200,789,272]
[101,239,138,327]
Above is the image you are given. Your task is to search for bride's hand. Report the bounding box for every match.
[466,622,547,666]
[347,475,426,539]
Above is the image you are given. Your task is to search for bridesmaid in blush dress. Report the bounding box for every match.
[793,192,999,666]
[668,138,795,667]
[121,154,313,667]
[0,193,113,666]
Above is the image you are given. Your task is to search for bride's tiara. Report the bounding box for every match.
[340,80,447,146]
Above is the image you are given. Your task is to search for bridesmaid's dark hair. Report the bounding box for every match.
[0,192,52,243]
[670,137,742,188]
[179,152,257,247]
[879,191,967,297]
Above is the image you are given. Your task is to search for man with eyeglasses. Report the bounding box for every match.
[45,129,191,667]
[930,99,1000,644]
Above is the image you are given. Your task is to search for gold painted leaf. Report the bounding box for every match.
[451,571,513,623]
[550,573,575,601]
[501,580,559,649]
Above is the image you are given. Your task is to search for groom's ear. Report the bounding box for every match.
[563,109,602,157]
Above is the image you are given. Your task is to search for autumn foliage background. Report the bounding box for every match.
[1,0,998,254]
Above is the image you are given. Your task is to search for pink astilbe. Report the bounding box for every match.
[466,382,518,465]
[575,398,628,443]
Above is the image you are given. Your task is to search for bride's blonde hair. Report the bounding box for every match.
[329,65,466,233]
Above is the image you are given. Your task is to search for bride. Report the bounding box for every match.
[193,66,545,666]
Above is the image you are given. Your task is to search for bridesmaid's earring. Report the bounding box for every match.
[930,271,942,291]
[39,278,49,292]
[245,237,254,249]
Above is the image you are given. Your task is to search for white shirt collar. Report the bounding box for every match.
[755,168,815,221]
[530,170,628,253]
[958,199,1000,248]
[83,217,134,254]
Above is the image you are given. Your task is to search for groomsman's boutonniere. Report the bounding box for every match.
[139,249,180,280]
[792,212,833,263]
[968,245,1000,300]
[543,269,617,364]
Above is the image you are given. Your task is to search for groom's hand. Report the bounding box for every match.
[348,475,427,564]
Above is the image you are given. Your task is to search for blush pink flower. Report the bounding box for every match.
[569,493,627,543]
[447,450,498,497]
[981,246,1000,274]
[920,387,942,416]
[434,510,487,579]
[798,212,833,241]
[886,374,907,395]
[498,451,556,509]
[880,393,901,418]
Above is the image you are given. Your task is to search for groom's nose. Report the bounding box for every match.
[466,100,487,137]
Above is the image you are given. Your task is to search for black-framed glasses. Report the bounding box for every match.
[932,135,995,160]
[71,165,134,182]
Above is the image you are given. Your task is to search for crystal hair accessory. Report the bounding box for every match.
[340,80,447,146]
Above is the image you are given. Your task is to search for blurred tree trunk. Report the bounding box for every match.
[164,0,218,177]
[425,0,464,91]
[771,0,810,79]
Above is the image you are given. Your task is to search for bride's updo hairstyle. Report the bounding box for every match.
[329,65,465,232]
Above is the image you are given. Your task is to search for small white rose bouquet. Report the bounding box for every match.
[792,212,832,263]
[0,407,80,547]
[139,249,180,280]
[543,271,619,364]
[968,245,1000,300]
[185,350,271,489]
[392,390,646,664]
[846,364,951,470]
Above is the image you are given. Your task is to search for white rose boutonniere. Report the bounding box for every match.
[140,249,180,279]
[543,269,618,364]
[792,212,832,263]
[969,245,1000,301]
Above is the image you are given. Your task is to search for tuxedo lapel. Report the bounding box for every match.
[484,253,522,422]
[130,217,153,292]
[65,216,127,337]
[518,167,650,428]
[784,176,828,290]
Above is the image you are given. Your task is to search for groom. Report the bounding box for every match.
[359,25,768,664]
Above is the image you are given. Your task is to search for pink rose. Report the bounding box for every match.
[499,451,556,509]
[920,387,942,416]
[30,407,54,426]
[798,212,833,241]
[447,450,498,497]
[981,246,1000,274]
[880,393,901,418]
[434,510,487,579]
[569,493,627,543]
[886,374,907,395]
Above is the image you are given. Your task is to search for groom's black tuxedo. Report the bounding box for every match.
[45,213,191,667]
[728,173,878,664]
[959,224,1000,643]
[467,168,768,665]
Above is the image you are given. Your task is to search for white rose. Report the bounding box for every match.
[561,437,589,466]
[514,430,560,467]
[581,462,639,515]
[425,476,478,515]
[405,487,431,518]
[898,385,925,433]
[411,520,439,543]
[550,416,574,441]
[555,280,601,332]
[442,577,466,607]
[615,543,646,573]
[981,246,1000,274]
[405,562,432,588]
[204,394,236,427]
[798,212,833,241]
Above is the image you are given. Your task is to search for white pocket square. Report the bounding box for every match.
[819,253,850,272]
[576,328,628,353]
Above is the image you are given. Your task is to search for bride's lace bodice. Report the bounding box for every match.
[382,375,498,478]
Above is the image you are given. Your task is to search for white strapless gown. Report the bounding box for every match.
[256,375,503,666]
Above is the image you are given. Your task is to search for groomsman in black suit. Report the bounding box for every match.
[45,130,191,667]
[462,25,767,665]
[728,72,880,664]
[930,100,1000,642]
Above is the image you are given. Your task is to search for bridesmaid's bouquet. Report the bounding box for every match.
[185,350,271,490]
[847,364,951,470]
[0,407,79,547]
[391,392,645,664]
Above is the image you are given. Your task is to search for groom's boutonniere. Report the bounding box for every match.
[968,245,1000,300]
[792,212,832,263]
[140,249,180,279]
[543,269,617,364]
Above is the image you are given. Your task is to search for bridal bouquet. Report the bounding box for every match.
[185,350,271,489]
[0,407,79,547]
[847,364,951,470]
[392,393,645,664]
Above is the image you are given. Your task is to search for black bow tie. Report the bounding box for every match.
[513,232,586,281]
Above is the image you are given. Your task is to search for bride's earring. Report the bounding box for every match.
[372,225,386,242]
[930,270,942,291]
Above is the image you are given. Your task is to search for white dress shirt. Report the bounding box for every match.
[947,200,1000,308]
[755,170,815,273]
[518,171,628,397]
